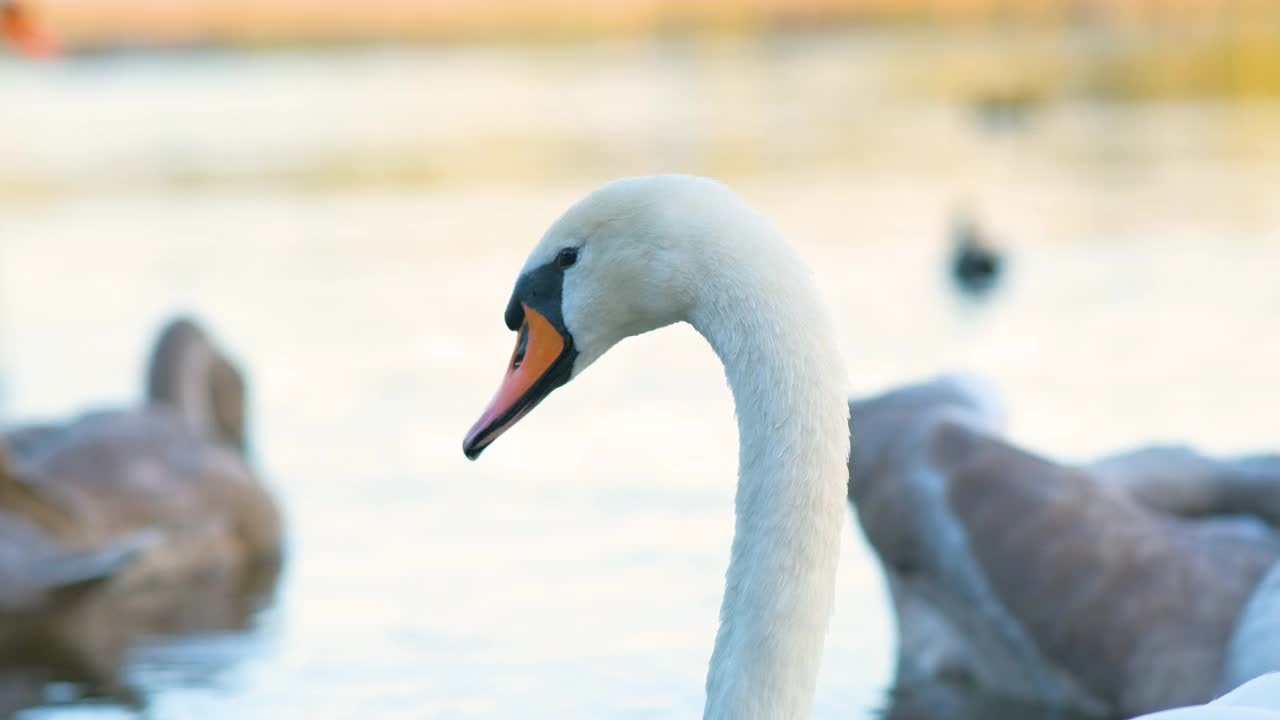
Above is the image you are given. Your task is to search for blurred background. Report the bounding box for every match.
[2,0,1279,717]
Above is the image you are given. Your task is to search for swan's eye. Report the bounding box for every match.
[556,247,578,269]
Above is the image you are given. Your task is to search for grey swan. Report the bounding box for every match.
[0,316,283,693]
[847,374,1280,718]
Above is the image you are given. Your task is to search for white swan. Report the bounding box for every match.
[847,374,1280,717]
[1134,673,1280,718]
[463,175,850,719]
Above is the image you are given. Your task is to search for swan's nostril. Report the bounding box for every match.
[511,324,529,369]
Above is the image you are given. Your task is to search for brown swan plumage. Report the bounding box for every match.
[848,375,1280,718]
[0,317,283,698]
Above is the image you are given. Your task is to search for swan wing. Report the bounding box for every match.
[1089,446,1280,527]
[941,423,1278,715]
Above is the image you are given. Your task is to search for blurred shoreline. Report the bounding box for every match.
[6,9,1280,203]
[4,36,1280,203]
[17,0,1280,98]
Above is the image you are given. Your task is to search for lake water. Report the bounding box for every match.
[1,34,1278,719]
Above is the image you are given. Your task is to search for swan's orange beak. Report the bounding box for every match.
[463,304,575,460]
[2,4,59,59]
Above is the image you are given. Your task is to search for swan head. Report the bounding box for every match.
[463,175,741,460]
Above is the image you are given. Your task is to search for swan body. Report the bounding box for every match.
[847,374,1280,717]
[0,317,283,682]
[463,175,850,719]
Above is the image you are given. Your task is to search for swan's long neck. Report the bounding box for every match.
[689,227,850,719]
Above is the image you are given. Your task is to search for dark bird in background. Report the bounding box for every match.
[972,89,1038,135]
[949,212,1003,298]
[1,0,59,58]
